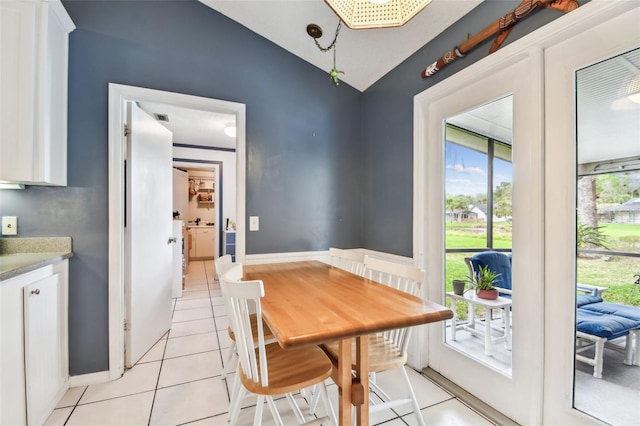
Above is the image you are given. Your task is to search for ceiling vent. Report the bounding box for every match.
[154,113,169,122]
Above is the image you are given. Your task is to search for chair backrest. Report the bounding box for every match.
[465,251,512,291]
[214,254,234,281]
[364,257,426,354]
[220,266,269,387]
[329,247,367,276]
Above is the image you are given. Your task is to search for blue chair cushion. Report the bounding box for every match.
[470,252,512,292]
[576,309,639,339]
[580,302,640,322]
[576,294,603,307]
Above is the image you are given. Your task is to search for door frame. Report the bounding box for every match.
[107,84,246,379]
[413,1,639,424]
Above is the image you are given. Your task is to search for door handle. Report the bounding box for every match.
[168,237,177,244]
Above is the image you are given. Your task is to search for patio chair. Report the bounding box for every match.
[221,265,336,425]
[322,257,427,426]
[576,296,640,377]
[464,251,512,298]
[328,247,367,276]
[214,255,276,381]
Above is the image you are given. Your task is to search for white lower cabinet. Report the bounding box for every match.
[0,260,69,425]
[194,227,215,258]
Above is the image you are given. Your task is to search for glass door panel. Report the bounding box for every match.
[443,97,513,375]
[574,47,640,426]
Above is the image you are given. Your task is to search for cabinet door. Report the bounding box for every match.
[195,228,215,257]
[0,0,74,185]
[23,274,65,426]
[0,0,38,182]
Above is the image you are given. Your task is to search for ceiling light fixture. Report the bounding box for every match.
[627,75,640,104]
[224,123,236,138]
[324,0,433,29]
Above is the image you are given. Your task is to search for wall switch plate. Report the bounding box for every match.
[249,216,259,232]
[2,216,17,235]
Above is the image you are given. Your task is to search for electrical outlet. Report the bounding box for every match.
[2,216,17,235]
[249,216,259,232]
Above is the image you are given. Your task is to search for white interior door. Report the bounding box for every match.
[125,102,173,367]
[416,49,544,424]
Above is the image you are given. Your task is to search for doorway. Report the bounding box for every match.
[107,84,246,379]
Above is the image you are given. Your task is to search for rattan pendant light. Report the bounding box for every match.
[325,0,433,29]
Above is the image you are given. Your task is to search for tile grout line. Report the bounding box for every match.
[204,259,236,402]
[147,297,174,426]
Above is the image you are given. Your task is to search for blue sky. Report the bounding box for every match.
[445,142,512,197]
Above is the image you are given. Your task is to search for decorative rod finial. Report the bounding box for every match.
[306,24,323,39]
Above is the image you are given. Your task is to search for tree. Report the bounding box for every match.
[446,195,471,222]
[596,173,633,204]
[577,175,608,254]
[493,181,512,219]
[577,176,598,228]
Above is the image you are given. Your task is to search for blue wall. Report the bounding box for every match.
[361,0,576,256]
[0,0,578,375]
[0,0,362,375]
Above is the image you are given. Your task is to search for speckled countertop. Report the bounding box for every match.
[0,237,73,281]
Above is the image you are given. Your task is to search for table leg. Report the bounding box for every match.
[337,339,352,426]
[450,298,458,341]
[354,335,369,426]
[468,298,475,329]
[484,307,492,355]
[504,307,512,350]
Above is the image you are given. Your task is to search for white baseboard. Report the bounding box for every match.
[68,370,112,387]
[244,250,330,264]
[243,248,414,266]
[355,248,414,265]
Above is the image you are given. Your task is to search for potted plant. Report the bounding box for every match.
[469,264,501,300]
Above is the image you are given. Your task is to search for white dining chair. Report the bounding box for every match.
[221,265,337,425]
[214,255,275,381]
[328,247,367,276]
[322,257,427,426]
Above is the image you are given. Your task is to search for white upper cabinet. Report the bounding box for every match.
[0,0,75,186]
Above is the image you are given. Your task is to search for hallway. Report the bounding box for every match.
[45,260,497,425]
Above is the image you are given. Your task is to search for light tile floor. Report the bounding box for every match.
[46,260,497,426]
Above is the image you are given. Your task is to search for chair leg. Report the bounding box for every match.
[229,383,245,426]
[634,330,640,366]
[285,392,306,423]
[623,333,634,366]
[318,382,338,426]
[593,340,604,379]
[222,341,237,380]
[400,367,425,426]
[266,395,284,426]
[254,395,266,426]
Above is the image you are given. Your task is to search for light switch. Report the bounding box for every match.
[249,216,259,232]
[2,216,17,235]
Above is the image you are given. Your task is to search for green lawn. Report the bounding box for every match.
[442,222,640,318]
[597,223,640,251]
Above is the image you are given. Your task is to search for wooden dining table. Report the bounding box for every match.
[243,260,453,425]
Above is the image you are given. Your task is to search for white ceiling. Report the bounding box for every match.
[138,101,237,149]
[200,0,483,92]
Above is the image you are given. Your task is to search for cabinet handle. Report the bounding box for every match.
[168,237,177,244]
[31,289,40,295]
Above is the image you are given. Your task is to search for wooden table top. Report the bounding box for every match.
[244,261,453,349]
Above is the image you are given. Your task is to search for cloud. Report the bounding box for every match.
[447,163,486,177]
